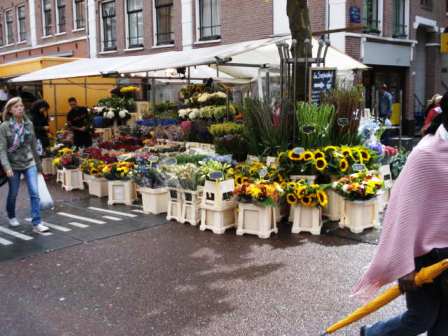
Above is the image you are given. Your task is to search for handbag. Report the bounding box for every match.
[37,173,54,209]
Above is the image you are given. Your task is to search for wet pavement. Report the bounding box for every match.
[0,179,403,336]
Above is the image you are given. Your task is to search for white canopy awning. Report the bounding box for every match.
[11,36,367,83]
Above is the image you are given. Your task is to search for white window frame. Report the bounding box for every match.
[42,0,52,37]
[195,0,221,43]
[72,0,86,31]
[0,14,4,46]
[55,0,66,34]
[124,0,144,49]
[5,9,14,45]
[100,0,117,52]
[17,5,27,42]
[152,0,174,47]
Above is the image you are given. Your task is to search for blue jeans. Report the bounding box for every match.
[7,165,41,226]
[365,249,448,336]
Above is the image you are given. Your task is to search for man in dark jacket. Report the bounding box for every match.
[66,97,92,148]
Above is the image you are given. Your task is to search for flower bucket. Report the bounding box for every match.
[56,169,64,184]
[62,168,84,191]
[88,177,108,198]
[201,179,235,210]
[341,198,380,234]
[200,206,236,235]
[323,189,344,221]
[42,157,56,175]
[236,203,278,239]
[83,174,94,185]
[291,206,322,235]
[107,180,136,206]
[167,188,183,222]
[180,189,202,226]
[140,187,169,215]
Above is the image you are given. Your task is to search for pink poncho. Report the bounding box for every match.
[353,126,448,298]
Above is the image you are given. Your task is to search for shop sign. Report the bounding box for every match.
[309,68,336,104]
[349,6,361,24]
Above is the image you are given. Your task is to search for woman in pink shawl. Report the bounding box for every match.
[357,93,448,336]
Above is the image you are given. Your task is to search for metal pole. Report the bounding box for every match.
[84,77,88,106]
[52,80,57,130]
[292,40,297,144]
[304,38,310,104]
[151,78,156,112]
[399,89,403,148]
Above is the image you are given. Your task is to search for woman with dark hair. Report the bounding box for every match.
[29,99,50,152]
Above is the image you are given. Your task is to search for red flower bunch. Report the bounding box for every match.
[383,146,398,157]
[60,154,81,169]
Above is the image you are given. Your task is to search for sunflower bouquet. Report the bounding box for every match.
[285,180,328,208]
[278,149,328,176]
[102,161,135,181]
[332,171,384,201]
[234,182,283,207]
[81,159,106,177]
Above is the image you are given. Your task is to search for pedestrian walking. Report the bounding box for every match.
[29,100,51,153]
[378,84,393,121]
[67,97,92,148]
[0,97,50,233]
[422,94,443,135]
[354,93,448,336]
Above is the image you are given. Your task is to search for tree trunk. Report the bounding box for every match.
[287,0,312,102]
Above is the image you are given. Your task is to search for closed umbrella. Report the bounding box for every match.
[322,258,448,335]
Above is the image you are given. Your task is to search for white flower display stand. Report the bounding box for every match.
[291,206,322,235]
[340,198,380,234]
[323,189,344,221]
[236,203,278,239]
[56,169,64,184]
[88,177,108,198]
[167,188,183,222]
[62,168,84,191]
[140,187,169,215]
[200,179,237,234]
[181,189,202,226]
[107,180,136,206]
[83,174,94,185]
[42,158,56,175]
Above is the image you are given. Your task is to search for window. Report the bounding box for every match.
[393,0,406,38]
[17,6,27,42]
[362,0,380,34]
[42,0,52,36]
[0,16,4,46]
[101,0,116,51]
[420,0,432,10]
[5,9,14,44]
[73,0,85,29]
[56,0,66,33]
[154,0,174,45]
[198,0,221,41]
[126,0,143,48]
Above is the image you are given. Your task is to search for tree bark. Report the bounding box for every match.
[287,0,312,102]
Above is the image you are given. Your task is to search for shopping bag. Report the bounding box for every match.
[38,173,54,209]
[0,163,7,187]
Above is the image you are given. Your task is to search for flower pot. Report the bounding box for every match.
[42,157,56,175]
[140,187,169,215]
[236,203,278,239]
[200,206,237,234]
[201,179,235,210]
[62,168,84,191]
[167,188,183,222]
[83,174,94,184]
[56,169,64,184]
[341,198,380,234]
[291,206,322,235]
[323,189,344,221]
[107,180,136,206]
[181,189,202,226]
[88,177,108,198]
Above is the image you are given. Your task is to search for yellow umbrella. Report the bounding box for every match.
[322,259,448,335]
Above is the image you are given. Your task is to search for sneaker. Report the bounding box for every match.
[33,224,50,234]
[360,326,366,336]
[8,218,20,227]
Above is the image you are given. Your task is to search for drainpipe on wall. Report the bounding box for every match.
[87,0,97,58]
[29,0,37,47]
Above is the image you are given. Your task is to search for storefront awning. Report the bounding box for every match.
[0,56,77,79]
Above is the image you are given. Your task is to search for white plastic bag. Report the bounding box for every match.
[38,173,54,209]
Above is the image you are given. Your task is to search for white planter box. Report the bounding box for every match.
[83,174,94,184]
[107,180,136,206]
[289,175,316,183]
[62,168,84,191]
[181,189,202,226]
[42,158,56,175]
[323,189,344,221]
[236,203,278,239]
[292,206,322,235]
[140,187,169,215]
[167,188,183,222]
[200,206,236,234]
[201,179,235,210]
[56,169,64,184]
[88,177,108,198]
[341,198,380,234]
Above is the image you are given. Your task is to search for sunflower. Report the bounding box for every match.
[339,158,349,173]
[324,146,338,152]
[341,146,352,158]
[303,151,314,161]
[301,196,313,207]
[317,191,328,207]
[235,175,244,185]
[241,177,250,184]
[286,193,298,206]
[287,181,297,190]
[288,150,303,161]
[350,149,363,163]
[360,148,371,162]
[315,158,328,172]
[313,150,325,160]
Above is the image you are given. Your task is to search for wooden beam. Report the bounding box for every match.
[312,25,364,36]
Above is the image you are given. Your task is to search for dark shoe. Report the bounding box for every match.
[360,326,366,336]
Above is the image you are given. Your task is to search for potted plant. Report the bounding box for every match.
[103,161,136,206]
[82,159,108,198]
[234,182,283,239]
[58,152,83,191]
[333,171,384,233]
